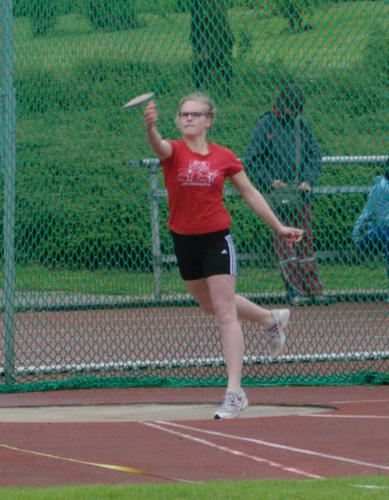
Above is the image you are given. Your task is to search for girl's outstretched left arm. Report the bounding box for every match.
[231,170,303,244]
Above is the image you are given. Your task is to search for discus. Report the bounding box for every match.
[123,92,155,109]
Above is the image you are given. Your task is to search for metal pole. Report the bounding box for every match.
[148,159,162,300]
[1,0,16,380]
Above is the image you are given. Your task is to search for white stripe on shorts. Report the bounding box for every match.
[225,234,237,275]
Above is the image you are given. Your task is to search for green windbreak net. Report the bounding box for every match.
[1,0,388,392]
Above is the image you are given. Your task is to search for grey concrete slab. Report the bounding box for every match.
[0,403,330,422]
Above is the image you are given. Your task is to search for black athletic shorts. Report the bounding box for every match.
[171,229,237,281]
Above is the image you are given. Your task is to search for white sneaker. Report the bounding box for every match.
[214,389,249,419]
[265,309,290,359]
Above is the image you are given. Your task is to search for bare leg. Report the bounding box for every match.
[235,295,273,327]
[185,278,273,328]
[184,276,274,392]
[207,274,243,392]
[184,276,243,392]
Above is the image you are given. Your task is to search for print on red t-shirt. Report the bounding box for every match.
[161,140,244,235]
[178,159,219,186]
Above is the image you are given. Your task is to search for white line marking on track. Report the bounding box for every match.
[302,414,389,419]
[155,421,389,473]
[331,399,389,404]
[142,421,322,480]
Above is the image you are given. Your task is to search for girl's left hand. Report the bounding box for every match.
[277,225,303,245]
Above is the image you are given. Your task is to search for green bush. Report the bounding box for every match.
[14,116,153,270]
[29,0,59,37]
[13,0,29,17]
[84,0,140,31]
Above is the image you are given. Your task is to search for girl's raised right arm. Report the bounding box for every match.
[144,101,172,161]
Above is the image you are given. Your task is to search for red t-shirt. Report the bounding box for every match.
[161,140,244,234]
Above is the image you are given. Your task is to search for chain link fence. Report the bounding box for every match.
[1,0,388,392]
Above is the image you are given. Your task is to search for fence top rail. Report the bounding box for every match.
[144,155,388,195]
[321,155,388,164]
[140,155,388,167]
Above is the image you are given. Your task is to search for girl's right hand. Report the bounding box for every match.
[144,101,158,128]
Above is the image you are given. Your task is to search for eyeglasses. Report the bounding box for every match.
[177,111,209,119]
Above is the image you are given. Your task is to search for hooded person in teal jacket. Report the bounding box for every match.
[353,167,389,283]
[245,84,324,305]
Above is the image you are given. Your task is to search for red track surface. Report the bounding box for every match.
[0,385,388,487]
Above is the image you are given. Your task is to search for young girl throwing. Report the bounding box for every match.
[143,93,303,419]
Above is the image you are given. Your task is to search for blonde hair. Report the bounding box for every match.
[178,93,217,122]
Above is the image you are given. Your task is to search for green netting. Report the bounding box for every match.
[1,0,388,393]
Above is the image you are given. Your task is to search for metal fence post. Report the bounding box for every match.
[1,0,16,380]
[148,159,163,300]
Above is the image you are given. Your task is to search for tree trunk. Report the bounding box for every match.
[189,0,234,94]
